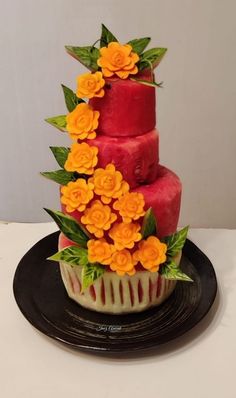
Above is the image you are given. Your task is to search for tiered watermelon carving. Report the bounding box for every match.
[89,76,181,237]
[41,25,192,313]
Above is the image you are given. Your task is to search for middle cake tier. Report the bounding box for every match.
[87,129,159,189]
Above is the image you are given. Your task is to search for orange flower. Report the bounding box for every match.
[61,179,94,212]
[64,142,98,175]
[110,249,137,276]
[113,192,145,223]
[109,222,141,250]
[133,236,167,272]
[81,200,117,238]
[88,163,129,204]
[87,239,115,265]
[66,103,99,140]
[97,42,139,79]
[76,71,105,99]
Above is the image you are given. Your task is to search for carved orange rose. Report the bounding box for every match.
[88,163,129,204]
[81,200,117,238]
[76,71,105,99]
[64,142,98,175]
[97,42,139,79]
[66,103,99,140]
[113,192,145,223]
[109,222,142,250]
[87,239,115,265]
[133,236,167,272]
[61,179,94,212]
[110,249,137,276]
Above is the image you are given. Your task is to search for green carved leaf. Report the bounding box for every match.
[160,260,193,282]
[65,46,99,71]
[127,37,151,55]
[48,246,88,267]
[44,208,90,247]
[61,84,84,112]
[45,115,67,132]
[139,47,167,70]
[81,262,105,290]
[40,170,74,185]
[49,146,70,168]
[141,207,157,239]
[164,226,189,257]
[100,23,118,47]
[130,78,163,88]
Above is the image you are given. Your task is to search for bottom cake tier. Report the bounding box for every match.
[59,262,178,314]
[58,233,181,314]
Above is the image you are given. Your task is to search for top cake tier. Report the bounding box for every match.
[89,76,156,137]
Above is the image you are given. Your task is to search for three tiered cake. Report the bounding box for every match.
[42,24,192,314]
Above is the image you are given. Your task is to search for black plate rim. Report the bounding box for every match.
[13,232,218,354]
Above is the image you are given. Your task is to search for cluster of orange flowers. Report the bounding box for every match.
[61,41,167,276]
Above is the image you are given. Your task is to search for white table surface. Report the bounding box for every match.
[1,222,235,398]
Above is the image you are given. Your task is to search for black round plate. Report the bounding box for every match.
[13,232,217,354]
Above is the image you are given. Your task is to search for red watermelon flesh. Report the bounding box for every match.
[134,165,182,238]
[58,232,78,250]
[88,129,159,188]
[89,77,156,137]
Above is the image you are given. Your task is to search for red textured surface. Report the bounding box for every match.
[119,281,124,304]
[128,281,134,306]
[89,285,96,301]
[89,77,156,137]
[88,129,159,188]
[58,232,77,250]
[134,165,182,238]
[138,280,144,303]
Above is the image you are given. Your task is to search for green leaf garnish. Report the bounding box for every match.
[65,46,99,71]
[40,170,75,185]
[130,78,163,88]
[44,208,90,247]
[100,23,118,47]
[141,207,157,239]
[127,37,151,55]
[160,260,193,282]
[139,47,167,71]
[81,262,105,290]
[164,226,189,257]
[48,246,88,267]
[61,84,84,112]
[49,146,70,168]
[45,115,67,132]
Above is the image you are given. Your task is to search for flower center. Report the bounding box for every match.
[71,188,86,202]
[126,200,137,212]
[86,79,96,89]
[95,245,106,256]
[101,174,115,190]
[79,152,90,163]
[91,209,104,223]
[112,51,126,66]
[77,115,87,127]
[122,226,133,239]
[117,253,127,266]
[144,246,158,260]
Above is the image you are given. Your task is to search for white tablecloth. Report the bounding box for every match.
[1,223,235,398]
